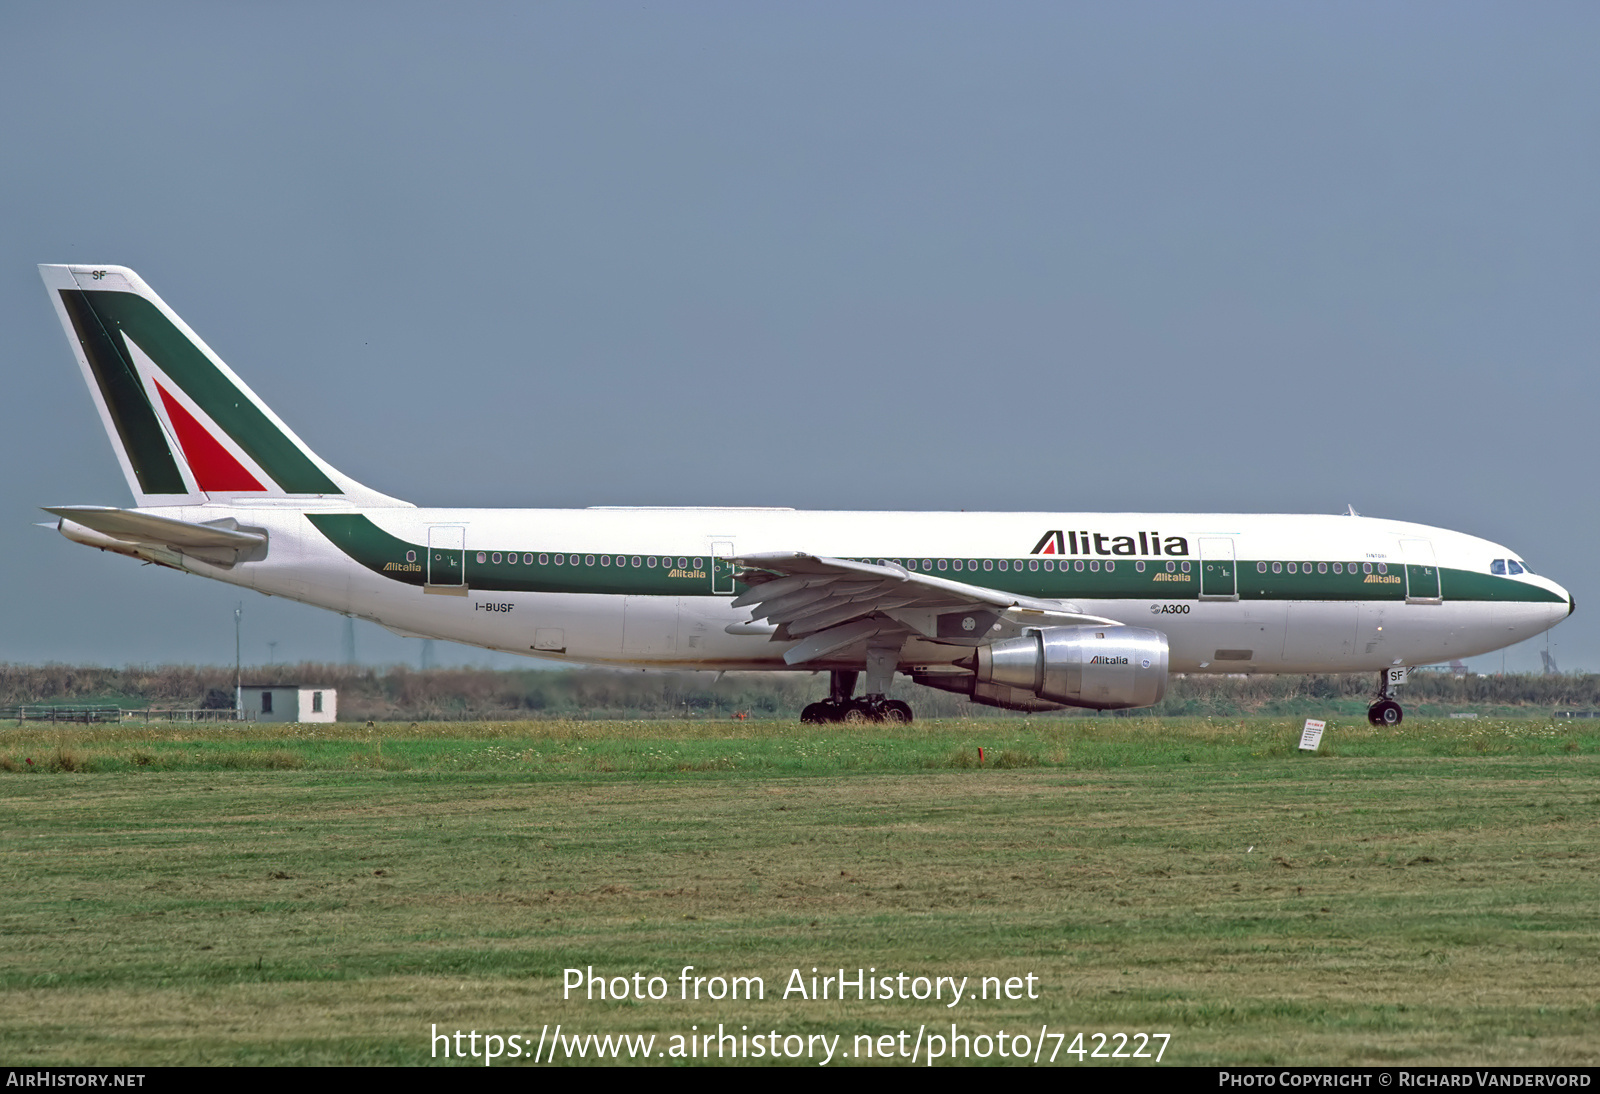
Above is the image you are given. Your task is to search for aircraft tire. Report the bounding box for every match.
[1369,700,1403,727]
[801,702,831,725]
[882,700,913,724]
[841,701,873,725]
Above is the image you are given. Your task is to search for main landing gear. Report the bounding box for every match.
[800,670,914,725]
[1367,671,1404,726]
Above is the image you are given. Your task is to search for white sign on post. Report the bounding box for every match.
[1386,667,1409,689]
[1299,719,1326,752]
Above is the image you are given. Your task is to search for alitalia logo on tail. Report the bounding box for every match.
[1031,530,1190,557]
[40,265,406,510]
[133,342,270,493]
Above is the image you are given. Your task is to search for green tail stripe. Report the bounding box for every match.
[59,289,188,495]
[59,289,340,494]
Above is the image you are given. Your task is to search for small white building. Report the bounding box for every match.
[240,684,337,723]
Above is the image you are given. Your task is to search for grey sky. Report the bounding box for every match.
[3,3,1595,673]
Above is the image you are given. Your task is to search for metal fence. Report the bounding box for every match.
[2,707,241,725]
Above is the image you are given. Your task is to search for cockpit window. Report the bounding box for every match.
[1490,559,1506,575]
[1508,560,1525,575]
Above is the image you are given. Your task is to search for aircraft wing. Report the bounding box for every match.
[731,551,1119,665]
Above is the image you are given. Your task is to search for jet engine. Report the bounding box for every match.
[975,625,1169,710]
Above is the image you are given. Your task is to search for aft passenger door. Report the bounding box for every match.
[426,526,466,595]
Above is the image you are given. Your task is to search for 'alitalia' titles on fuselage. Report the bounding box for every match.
[1032,530,1189,557]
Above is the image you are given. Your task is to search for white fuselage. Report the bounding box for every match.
[135,503,1572,676]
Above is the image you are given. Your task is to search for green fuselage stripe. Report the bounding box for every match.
[307,515,1564,604]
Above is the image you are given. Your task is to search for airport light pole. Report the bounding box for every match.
[235,604,242,721]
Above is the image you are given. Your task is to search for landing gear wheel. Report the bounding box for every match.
[882,700,913,725]
[841,701,873,725]
[1368,700,1403,727]
[801,702,831,725]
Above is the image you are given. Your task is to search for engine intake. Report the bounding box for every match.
[976,625,1169,710]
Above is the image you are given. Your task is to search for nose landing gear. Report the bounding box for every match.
[1367,671,1405,726]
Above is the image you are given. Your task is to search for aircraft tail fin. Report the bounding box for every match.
[39,265,408,508]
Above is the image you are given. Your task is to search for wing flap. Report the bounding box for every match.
[733,551,1118,649]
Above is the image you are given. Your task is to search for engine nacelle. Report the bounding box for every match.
[976,625,1169,710]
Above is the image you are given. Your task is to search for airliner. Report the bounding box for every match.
[38,265,1573,726]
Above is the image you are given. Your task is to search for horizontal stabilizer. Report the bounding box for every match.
[45,506,265,550]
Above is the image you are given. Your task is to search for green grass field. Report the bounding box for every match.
[1,717,1596,1066]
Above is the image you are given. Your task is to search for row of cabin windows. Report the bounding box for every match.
[405,550,705,570]
[399,551,1198,575]
[860,558,1191,574]
[1255,561,1387,575]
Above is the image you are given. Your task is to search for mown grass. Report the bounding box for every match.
[0,718,1596,1066]
[1,715,1595,776]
